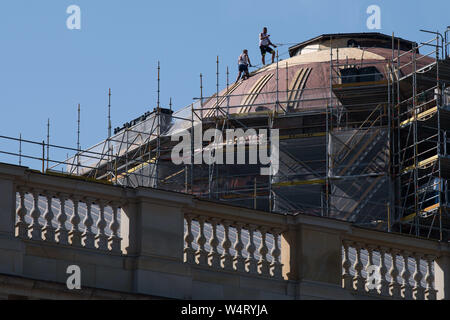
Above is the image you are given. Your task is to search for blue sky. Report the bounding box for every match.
[0,0,449,168]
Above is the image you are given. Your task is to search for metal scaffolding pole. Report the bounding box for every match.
[286,61,289,112]
[437,35,443,241]
[326,41,333,218]
[77,104,81,176]
[107,87,113,181]
[191,103,194,195]
[387,33,393,232]
[46,118,50,171]
[396,38,402,231]
[18,133,22,166]
[157,62,161,109]
[412,45,419,236]
[155,106,160,189]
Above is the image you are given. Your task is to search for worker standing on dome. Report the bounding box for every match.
[236,49,252,83]
[259,27,277,65]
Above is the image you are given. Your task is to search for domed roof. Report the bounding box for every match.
[200,43,434,118]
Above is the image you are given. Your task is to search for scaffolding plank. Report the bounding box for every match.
[400,106,437,128]
[401,155,438,174]
[400,104,450,128]
[401,203,441,222]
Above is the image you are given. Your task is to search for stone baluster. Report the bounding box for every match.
[28,190,42,240]
[108,203,121,252]
[257,227,270,276]
[412,253,425,300]
[245,225,258,274]
[232,222,245,272]
[342,240,353,290]
[42,192,56,242]
[55,194,69,245]
[15,189,29,239]
[389,249,401,298]
[95,201,108,250]
[195,216,208,266]
[183,215,195,264]
[81,200,95,248]
[353,243,365,292]
[270,228,283,279]
[68,196,82,247]
[220,221,233,270]
[207,218,221,268]
[400,251,413,300]
[378,247,390,296]
[424,255,437,300]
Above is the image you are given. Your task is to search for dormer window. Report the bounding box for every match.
[340,66,383,84]
[347,39,359,48]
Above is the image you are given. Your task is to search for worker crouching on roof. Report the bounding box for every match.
[259,27,277,65]
[236,49,252,83]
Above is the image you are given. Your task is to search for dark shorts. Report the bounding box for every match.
[260,45,274,55]
[239,64,249,72]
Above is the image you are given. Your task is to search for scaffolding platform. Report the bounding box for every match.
[332,80,389,108]
[400,155,450,180]
[401,203,444,222]
[400,203,450,240]
[400,105,450,128]
[398,59,450,98]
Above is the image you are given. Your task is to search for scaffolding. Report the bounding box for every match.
[61,30,450,236]
[328,41,392,228]
[67,51,391,221]
[2,30,450,241]
[391,30,450,240]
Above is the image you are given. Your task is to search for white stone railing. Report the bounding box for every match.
[183,213,284,279]
[342,239,437,300]
[2,164,450,299]
[15,186,122,253]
